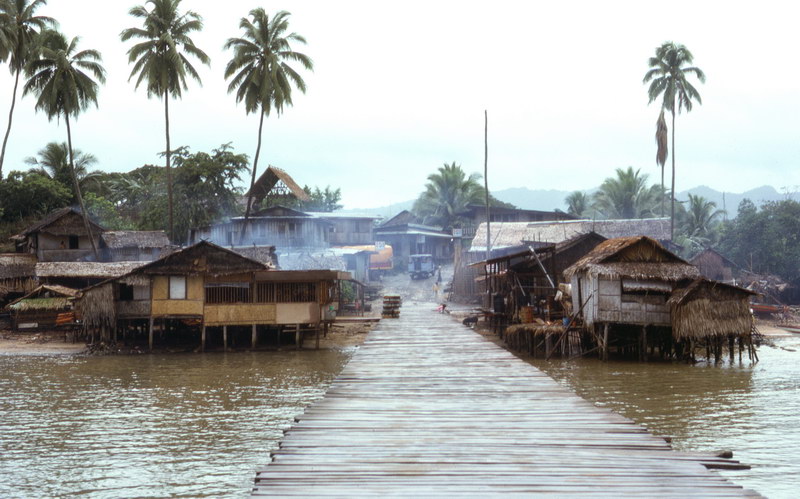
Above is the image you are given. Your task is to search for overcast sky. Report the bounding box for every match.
[1,0,798,209]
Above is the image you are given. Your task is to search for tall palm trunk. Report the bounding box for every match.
[164,89,173,243]
[670,107,676,241]
[65,113,99,260]
[0,67,21,178]
[239,107,265,245]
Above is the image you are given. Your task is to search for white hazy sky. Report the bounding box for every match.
[1,0,798,209]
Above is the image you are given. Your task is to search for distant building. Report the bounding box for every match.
[100,231,172,262]
[690,248,738,282]
[373,210,453,265]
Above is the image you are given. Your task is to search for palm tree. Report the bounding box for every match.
[565,191,589,218]
[23,30,105,259]
[224,8,312,243]
[682,193,725,239]
[120,0,209,242]
[0,0,54,177]
[592,167,659,220]
[24,141,97,197]
[413,162,484,229]
[643,41,705,240]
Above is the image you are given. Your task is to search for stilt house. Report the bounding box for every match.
[6,284,78,330]
[78,241,348,350]
[11,207,104,262]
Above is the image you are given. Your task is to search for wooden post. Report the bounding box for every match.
[729,335,735,364]
[315,324,320,350]
[201,325,206,352]
[251,324,257,350]
[640,325,647,361]
[602,323,609,361]
[295,324,301,350]
[223,326,228,352]
[148,317,154,351]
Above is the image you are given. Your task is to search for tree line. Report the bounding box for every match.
[0,0,313,252]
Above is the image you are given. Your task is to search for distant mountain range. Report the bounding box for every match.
[342,185,786,219]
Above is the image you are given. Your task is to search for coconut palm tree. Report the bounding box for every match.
[565,191,589,218]
[24,141,97,198]
[224,8,312,243]
[23,30,105,259]
[0,0,55,177]
[120,0,209,241]
[413,162,484,229]
[643,41,705,240]
[682,193,725,239]
[592,167,659,220]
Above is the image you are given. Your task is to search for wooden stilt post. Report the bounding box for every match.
[640,325,647,361]
[602,323,609,361]
[201,325,206,352]
[223,326,228,352]
[295,324,301,350]
[251,324,257,350]
[148,317,154,352]
[729,335,735,364]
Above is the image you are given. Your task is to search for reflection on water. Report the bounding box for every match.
[0,349,352,498]
[533,335,800,498]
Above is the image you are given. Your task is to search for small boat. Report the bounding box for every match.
[751,303,789,315]
[779,325,800,334]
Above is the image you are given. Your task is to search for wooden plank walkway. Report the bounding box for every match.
[254,303,758,497]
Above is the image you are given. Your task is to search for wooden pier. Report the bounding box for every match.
[254,303,758,497]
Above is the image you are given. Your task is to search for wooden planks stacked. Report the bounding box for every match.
[381,294,402,318]
[253,303,759,497]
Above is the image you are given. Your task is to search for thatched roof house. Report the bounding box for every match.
[0,253,37,303]
[690,248,739,282]
[471,217,671,252]
[100,230,171,262]
[668,279,755,341]
[5,284,79,330]
[11,207,104,262]
[564,236,700,328]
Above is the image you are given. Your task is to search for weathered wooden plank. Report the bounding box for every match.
[252,303,756,497]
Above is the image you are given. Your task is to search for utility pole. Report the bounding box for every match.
[484,110,490,264]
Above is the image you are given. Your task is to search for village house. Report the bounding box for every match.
[689,247,739,282]
[11,207,104,262]
[5,284,78,331]
[455,204,575,238]
[99,230,172,262]
[373,210,453,266]
[78,241,348,351]
[0,253,37,305]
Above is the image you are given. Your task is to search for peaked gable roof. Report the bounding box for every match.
[250,205,312,218]
[689,247,739,269]
[380,210,419,228]
[246,166,311,205]
[564,236,700,281]
[14,207,104,238]
[132,240,267,276]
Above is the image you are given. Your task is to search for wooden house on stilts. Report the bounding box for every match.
[78,241,348,351]
[562,236,756,362]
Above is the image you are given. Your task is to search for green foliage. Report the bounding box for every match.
[566,191,589,217]
[302,185,342,212]
[644,41,705,114]
[136,144,248,243]
[84,192,136,230]
[24,141,98,201]
[718,199,800,281]
[591,167,663,219]
[0,169,70,221]
[413,162,489,229]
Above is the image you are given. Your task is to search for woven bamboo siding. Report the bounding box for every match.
[204,303,277,326]
[151,275,203,317]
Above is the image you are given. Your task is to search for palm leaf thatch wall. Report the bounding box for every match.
[78,283,115,332]
[669,279,755,340]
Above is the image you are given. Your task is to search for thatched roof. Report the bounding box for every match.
[245,166,311,204]
[132,240,267,276]
[36,261,144,279]
[0,253,37,279]
[100,230,170,249]
[564,236,700,281]
[231,245,277,267]
[471,217,671,251]
[14,207,104,238]
[6,284,78,311]
[669,278,756,340]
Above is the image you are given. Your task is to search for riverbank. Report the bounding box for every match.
[0,321,374,355]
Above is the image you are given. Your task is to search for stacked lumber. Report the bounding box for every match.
[381,294,401,318]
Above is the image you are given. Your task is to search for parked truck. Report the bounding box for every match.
[408,254,435,280]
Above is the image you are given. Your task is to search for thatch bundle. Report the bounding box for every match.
[78,283,115,330]
[669,279,755,340]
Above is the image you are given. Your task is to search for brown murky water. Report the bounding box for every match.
[0,349,351,498]
[533,335,800,498]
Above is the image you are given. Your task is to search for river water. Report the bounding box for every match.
[533,334,800,498]
[2,335,799,498]
[0,349,351,498]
